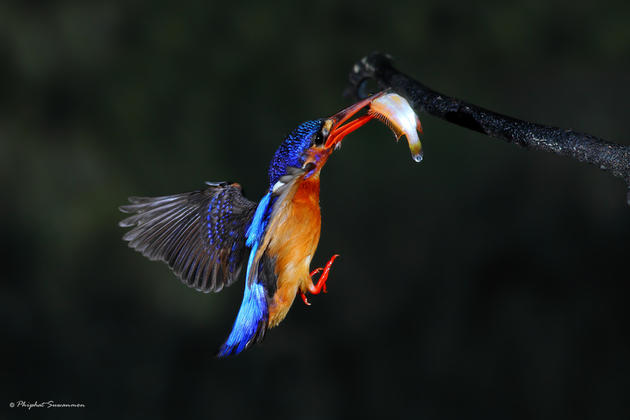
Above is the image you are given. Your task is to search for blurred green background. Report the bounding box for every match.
[2,1,630,419]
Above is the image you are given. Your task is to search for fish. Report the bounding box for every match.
[368,92,423,162]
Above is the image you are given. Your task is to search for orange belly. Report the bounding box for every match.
[267,176,321,327]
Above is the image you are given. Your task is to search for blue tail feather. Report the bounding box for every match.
[217,276,268,357]
[217,196,272,357]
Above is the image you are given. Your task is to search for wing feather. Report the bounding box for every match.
[119,182,257,293]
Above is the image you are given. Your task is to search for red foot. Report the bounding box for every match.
[300,291,311,306]
[299,254,339,306]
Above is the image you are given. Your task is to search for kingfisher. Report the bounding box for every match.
[119,91,422,356]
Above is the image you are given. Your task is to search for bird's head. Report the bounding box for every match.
[268,94,381,189]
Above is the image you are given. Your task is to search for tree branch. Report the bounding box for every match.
[348,52,630,205]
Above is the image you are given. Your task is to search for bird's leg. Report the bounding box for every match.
[309,254,339,294]
[299,254,339,306]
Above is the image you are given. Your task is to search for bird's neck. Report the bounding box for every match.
[293,172,320,205]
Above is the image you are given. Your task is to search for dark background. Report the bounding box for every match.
[3,1,629,419]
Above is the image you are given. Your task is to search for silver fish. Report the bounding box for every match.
[369,93,423,162]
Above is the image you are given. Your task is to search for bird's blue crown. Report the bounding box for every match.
[268,119,323,188]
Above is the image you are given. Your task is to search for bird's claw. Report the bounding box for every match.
[300,291,311,306]
[310,267,323,277]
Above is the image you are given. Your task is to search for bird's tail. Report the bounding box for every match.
[217,195,273,357]
[216,274,268,357]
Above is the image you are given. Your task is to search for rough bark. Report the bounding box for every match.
[348,52,630,204]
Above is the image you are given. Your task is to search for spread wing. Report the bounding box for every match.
[119,182,257,293]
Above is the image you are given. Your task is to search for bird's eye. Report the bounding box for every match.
[312,131,325,146]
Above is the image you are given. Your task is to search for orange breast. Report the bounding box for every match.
[267,175,321,327]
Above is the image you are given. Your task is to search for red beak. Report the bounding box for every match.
[324,91,387,149]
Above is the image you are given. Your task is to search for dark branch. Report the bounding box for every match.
[348,52,630,205]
